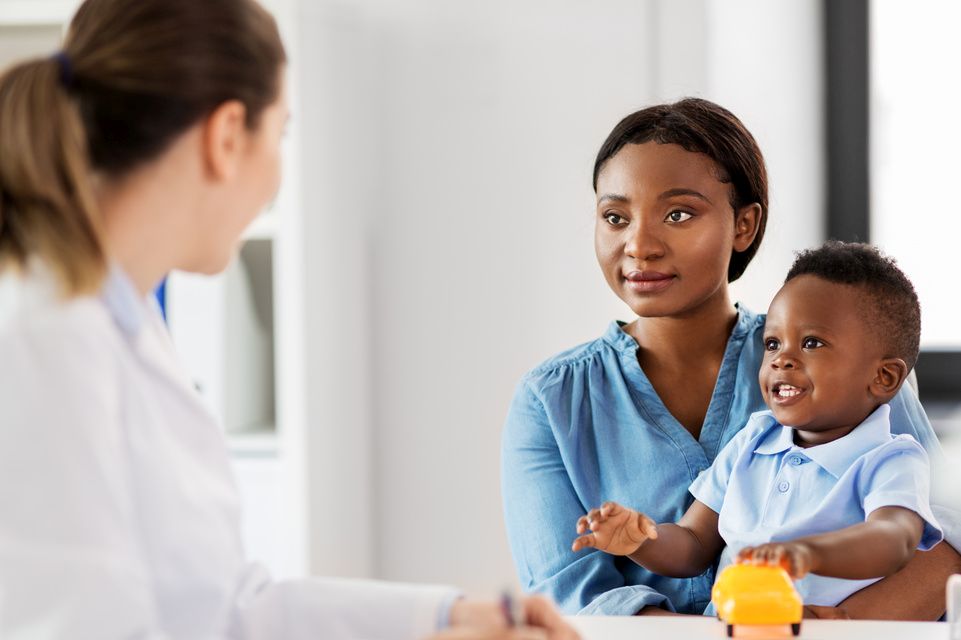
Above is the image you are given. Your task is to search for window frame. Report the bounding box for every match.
[825,0,960,403]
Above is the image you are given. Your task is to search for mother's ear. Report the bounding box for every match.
[870,358,909,401]
[733,203,762,253]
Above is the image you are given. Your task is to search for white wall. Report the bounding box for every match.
[293,0,825,592]
[366,0,658,592]
[652,0,825,312]
[708,1,825,312]
[296,1,380,578]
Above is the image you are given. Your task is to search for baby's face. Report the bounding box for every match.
[759,275,884,439]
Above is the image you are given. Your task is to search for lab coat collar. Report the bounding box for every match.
[100,264,149,338]
[100,266,201,403]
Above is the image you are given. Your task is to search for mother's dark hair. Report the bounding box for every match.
[592,98,768,282]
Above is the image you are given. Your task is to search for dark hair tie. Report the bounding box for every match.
[52,51,74,88]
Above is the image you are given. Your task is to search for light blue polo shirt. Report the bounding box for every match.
[690,403,943,608]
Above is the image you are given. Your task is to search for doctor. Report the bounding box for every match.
[0,0,577,638]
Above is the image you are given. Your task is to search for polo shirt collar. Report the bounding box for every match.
[752,411,792,455]
[753,404,893,478]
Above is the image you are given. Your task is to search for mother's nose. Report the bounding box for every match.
[624,218,666,261]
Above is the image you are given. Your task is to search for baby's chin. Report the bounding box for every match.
[766,403,819,430]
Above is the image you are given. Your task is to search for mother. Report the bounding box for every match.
[501,98,960,618]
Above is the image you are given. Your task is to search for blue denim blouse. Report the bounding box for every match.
[501,306,960,616]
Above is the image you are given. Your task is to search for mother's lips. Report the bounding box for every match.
[623,270,676,293]
[625,270,674,282]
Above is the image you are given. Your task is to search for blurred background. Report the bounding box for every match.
[1,0,958,594]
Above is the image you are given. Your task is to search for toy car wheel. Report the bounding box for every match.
[791,622,801,636]
[727,624,734,637]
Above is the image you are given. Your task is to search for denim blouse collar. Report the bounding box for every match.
[602,303,754,356]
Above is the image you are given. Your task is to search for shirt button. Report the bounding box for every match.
[791,456,803,465]
[778,481,790,493]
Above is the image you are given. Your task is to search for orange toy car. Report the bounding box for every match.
[712,563,803,637]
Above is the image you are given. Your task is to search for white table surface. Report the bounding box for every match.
[568,616,951,639]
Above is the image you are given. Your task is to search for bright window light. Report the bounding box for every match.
[871,0,961,349]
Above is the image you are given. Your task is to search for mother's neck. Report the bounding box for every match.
[625,288,739,366]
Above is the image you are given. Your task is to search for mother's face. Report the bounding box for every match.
[594,142,757,319]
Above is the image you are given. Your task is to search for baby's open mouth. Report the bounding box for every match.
[773,382,805,399]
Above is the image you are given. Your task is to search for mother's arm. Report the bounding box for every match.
[836,542,961,619]
[501,381,676,615]
[837,384,961,619]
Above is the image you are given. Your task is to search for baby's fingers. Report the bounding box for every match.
[736,546,755,564]
[755,545,782,565]
[599,501,620,518]
[753,545,772,563]
[571,533,597,552]
[784,548,811,578]
[575,515,590,535]
[586,507,604,526]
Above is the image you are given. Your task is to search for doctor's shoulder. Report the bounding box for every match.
[0,264,117,373]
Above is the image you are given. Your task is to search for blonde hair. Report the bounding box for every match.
[0,57,103,294]
[0,0,285,296]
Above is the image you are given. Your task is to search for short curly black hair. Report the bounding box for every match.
[785,241,921,370]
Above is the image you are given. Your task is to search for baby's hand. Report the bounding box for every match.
[571,501,658,556]
[737,542,814,579]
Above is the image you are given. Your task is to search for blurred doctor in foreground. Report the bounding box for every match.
[0,0,577,638]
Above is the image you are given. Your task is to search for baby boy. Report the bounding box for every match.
[572,241,942,609]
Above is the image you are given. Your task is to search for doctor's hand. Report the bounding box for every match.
[425,595,579,640]
[571,501,658,556]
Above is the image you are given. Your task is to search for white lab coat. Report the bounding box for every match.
[0,264,457,639]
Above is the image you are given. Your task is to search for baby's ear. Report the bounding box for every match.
[870,358,909,400]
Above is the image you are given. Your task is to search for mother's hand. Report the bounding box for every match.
[803,605,850,620]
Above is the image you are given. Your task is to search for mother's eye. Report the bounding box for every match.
[665,210,693,223]
[603,212,627,226]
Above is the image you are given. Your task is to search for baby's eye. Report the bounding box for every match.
[665,210,693,223]
[764,338,780,351]
[603,212,627,226]
[802,337,824,349]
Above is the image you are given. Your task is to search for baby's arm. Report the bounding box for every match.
[739,506,923,579]
[572,500,725,578]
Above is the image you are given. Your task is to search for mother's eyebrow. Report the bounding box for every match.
[597,193,629,205]
[659,188,713,205]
